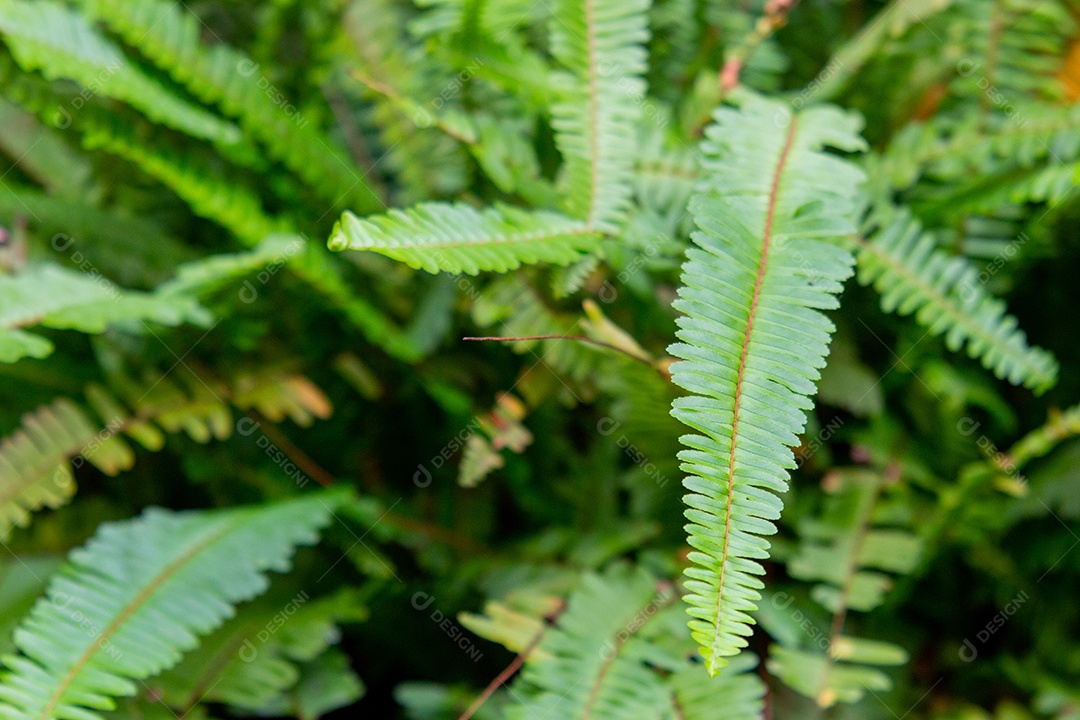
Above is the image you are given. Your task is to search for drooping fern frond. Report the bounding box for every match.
[769,468,920,706]
[856,207,1058,392]
[0,492,343,720]
[0,264,210,363]
[465,565,765,720]
[0,369,334,535]
[0,400,124,539]
[329,203,597,274]
[9,99,416,359]
[0,0,241,146]
[76,118,287,246]
[72,0,382,214]
[549,0,650,232]
[669,94,867,674]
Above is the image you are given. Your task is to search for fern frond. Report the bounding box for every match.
[0,0,240,145]
[669,94,867,674]
[78,119,286,245]
[68,120,417,358]
[879,104,1080,192]
[0,493,343,720]
[0,400,116,538]
[549,0,650,232]
[948,0,1074,107]
[73,0,382,213]
[0,264,210,363]
[856,207,1058,392]
[158,236,307,298]
[1005,402,1080,470]
[467,566,765,719]
[0,369,335,535]
[769,468,919,706]
[329,203,597,274]
[151,587,365,714]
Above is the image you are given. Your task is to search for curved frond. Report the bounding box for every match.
[329,203,597,275]
[856,208,1058,392]
[77,119,286,245]
[0,0,240,145]
[0,493,343,720]
[73,0,382,213]
[669,94,867,674]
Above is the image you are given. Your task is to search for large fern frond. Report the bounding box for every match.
[329,203,597,274]
[856,207,1058,392]
[549,0,650,232]
[669,94,867,674]
[0,492,343,720]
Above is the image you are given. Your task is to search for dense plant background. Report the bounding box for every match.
[0,0,1079,718]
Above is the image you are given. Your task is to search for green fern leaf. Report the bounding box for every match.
[0,400,96,538]
[0,492,344,720]
[0,0,240,145]
[329,203,597,274]
[549,0,650,232]
[669,94,867,674]
[856,208,1058,392]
